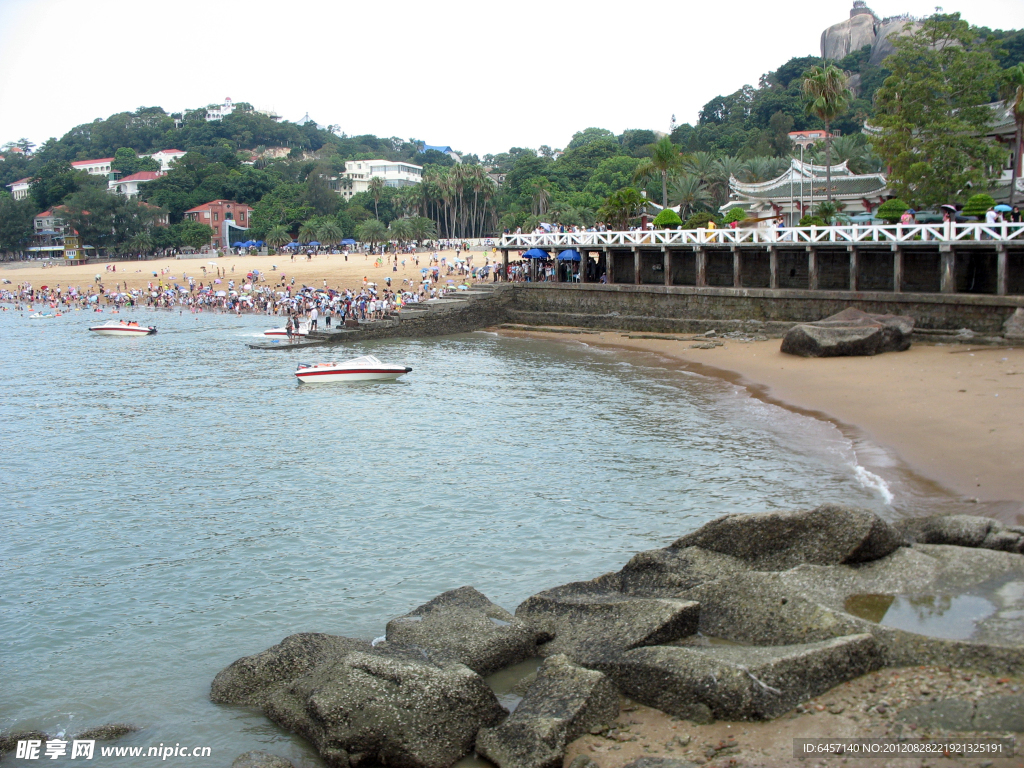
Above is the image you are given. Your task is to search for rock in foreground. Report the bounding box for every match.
[476,654,619,768]
[780,307,914,357]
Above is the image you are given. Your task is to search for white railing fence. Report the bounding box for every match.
[498,223,1024,249]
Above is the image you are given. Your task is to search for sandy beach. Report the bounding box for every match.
[0,249,497,296]
[497,329,1024,522]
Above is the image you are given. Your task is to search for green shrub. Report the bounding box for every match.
[875,198,910,223]
[684,211,722,229]
[799,215,826,227]
[723,207,746,224]
[962,193,996,218]
[652,208,683,229]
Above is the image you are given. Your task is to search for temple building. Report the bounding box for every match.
[723,159,889,224]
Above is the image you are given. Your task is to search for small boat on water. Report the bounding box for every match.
[30,313,57,319]
[295,355,411,383]
[263,322,309,338]
[89,320,157,336]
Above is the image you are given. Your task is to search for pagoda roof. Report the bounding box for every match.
[729,159,888,201]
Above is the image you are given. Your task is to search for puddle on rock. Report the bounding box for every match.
[844,592,997,640]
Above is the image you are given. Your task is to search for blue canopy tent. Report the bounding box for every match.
[522,248,550,259]
[341,239,356,246]
[307,241,321,246]
[242,240,256,247]
[557,249,581,262]
[255,240,265,247]
[232,241,245,247]
[286,242,301,248]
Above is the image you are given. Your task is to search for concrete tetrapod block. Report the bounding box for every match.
[515,579,700,663]
[476,654,619,768]
[385,586,538,675]
[261,644,506,768]
[595,633,882,722]
[671,504,907,571]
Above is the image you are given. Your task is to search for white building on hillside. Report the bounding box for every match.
[108,171,164,197]
[340,159,422,199]
[7,177,31,200]
[206,97,235,121]
[143,149,186,171]
[72,158,114,175]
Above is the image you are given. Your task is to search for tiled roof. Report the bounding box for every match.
[115,171,162,183]
[729,159,887,201]
[184,199,251,213]
[71,158,114,166]
[8,177,32,186]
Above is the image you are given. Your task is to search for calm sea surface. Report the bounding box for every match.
[0,307,958,765]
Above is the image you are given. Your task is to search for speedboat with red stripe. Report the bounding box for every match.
[295,355,411,383]
[89,320,157,336]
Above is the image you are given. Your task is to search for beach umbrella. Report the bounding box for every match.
[995,204,1013,212]
[557,249,581,262]
[216,290,227,297]
[214,279,222,284]
[232,241,244,247]
[208,261,218,266]
[940,204,959,213]
[522,248,550,259]
[308,241,321,246]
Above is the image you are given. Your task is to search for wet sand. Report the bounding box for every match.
[498,330,1024,523]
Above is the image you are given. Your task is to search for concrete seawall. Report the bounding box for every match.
[279,283,1024,349]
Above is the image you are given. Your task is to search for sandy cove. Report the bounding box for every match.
[494,329,1024,521]
[0,249,496,296]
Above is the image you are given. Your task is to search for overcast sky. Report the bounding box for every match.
[1,0,1022,158]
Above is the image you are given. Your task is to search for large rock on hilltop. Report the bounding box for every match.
[385,586,538,675]
[671,504,907,570]
[476,654,619,768]
[780,308,914,357]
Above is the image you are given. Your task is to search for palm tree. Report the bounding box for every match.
[128,232,154,255]
[409,216,437,244]
[633,135,684,208]
[266,225,291,248]
[529,178,553,218]
[356,219,387,249]
[682,151,719,187]
[316,220,343,248]
[368,176,386,219]
[599,187,646,230]
[389,217,413,246]
[298,221,318,244]
[1001,62,1024,207]
[668,175,712,220]
[711,156,745,206]
[802,63,851,202]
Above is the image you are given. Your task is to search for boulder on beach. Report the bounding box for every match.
[231,752,297,768]
[780,308,914,357]
[670,504,907,570]
[211,633,371,707]
[515,579,700,663]
[385,586,538,675]
[596,633,882,721]
[213,638,505,768]
[476,654,619,768]
[895,514,1024,553]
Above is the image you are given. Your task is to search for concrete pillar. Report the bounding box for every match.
[807,246,818,291]
[502,250,509,282]
[606,250,615,284]
[849,246,859,291]
[940,246,955,294]
[633,248,641,285]
[663,247,671,286]
[997,245,1007,296]
[695,248,707,287]
[768,247,778,289]
[580,250,587,283]
[732,247,742,288]
[893,246,903,293]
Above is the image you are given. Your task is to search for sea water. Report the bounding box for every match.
[0,308,960,765]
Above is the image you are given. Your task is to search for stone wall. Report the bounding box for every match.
[506,283,1024,334]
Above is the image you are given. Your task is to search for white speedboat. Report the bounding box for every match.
[30,312,58,319]
[89,320,157,336]
[264,322,309,338]
[295,355,411,383]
